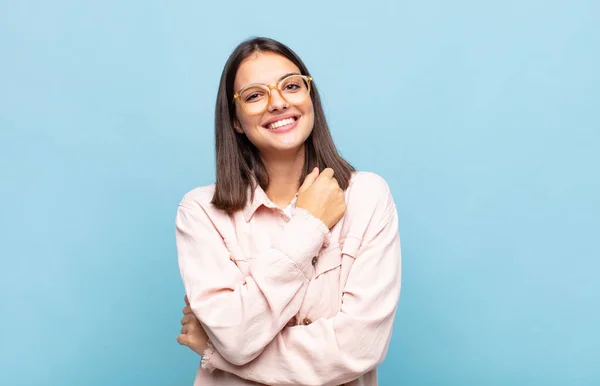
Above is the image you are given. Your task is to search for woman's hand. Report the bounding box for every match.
[177,295,209,355]
[296,167,347,229]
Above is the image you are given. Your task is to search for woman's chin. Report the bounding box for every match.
[261,139,306,155]
[268,131,308,151]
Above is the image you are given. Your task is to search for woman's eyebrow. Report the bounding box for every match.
[240,72,302,90]
[277,72,301,81]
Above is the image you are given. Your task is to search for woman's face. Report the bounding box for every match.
[233,51,315,156]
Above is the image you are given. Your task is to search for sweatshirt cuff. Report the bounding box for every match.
[276,208,330,279]
[200,340,216,373]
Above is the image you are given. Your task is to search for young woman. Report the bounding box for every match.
[175,37,401,386]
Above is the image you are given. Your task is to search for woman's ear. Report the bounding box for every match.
[233,119,244,134]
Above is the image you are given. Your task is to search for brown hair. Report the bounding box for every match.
[211,37,355,214]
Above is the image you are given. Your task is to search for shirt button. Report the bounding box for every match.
[311,256,318,265]
[303,318,312,325]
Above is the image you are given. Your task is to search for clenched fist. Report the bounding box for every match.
[296,167,346,229]
[177,295,208,355]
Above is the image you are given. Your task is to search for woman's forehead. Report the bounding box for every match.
[235,52,301,88]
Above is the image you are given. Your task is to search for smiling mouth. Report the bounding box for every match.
[265,116,298,130]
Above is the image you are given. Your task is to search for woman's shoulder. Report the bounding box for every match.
[345,171,396,223]
[348,171,392,199]
[179,183,216,207]
[177,184,229,221]
[176,184,238,231]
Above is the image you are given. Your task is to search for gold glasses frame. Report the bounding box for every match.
[233,74,313,115]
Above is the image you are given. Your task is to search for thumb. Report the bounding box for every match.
[299,167,319,193]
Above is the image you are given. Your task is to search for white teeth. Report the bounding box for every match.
[267,117,295,130]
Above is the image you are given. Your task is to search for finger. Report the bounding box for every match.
[182,305,192,315]
[184,295,190,305]
[299,167,319,192]
[316,167,334,182]
[330,177,340,188]
[181,314,195,325]
[177,334,189,346]
[181,325,189,334]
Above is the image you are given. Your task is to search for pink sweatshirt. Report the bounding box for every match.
[176,171,402,386]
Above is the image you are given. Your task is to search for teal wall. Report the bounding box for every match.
[1,1,598,385]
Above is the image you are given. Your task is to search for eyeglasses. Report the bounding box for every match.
[233,74,312,115]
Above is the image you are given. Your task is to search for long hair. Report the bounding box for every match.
[211,37,355,214]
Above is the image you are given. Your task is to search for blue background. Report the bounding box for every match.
[1,1,598,385]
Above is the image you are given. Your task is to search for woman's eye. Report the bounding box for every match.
[245,92,263,102]
[284,83,301,91]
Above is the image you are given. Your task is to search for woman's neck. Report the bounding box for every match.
[261,147,305,209]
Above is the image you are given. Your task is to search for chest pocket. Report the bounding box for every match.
[308,234,362,316]
[338,235,361,295]
[314,243,343,278]
[314,214,365,286]
[306,243,344,317]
